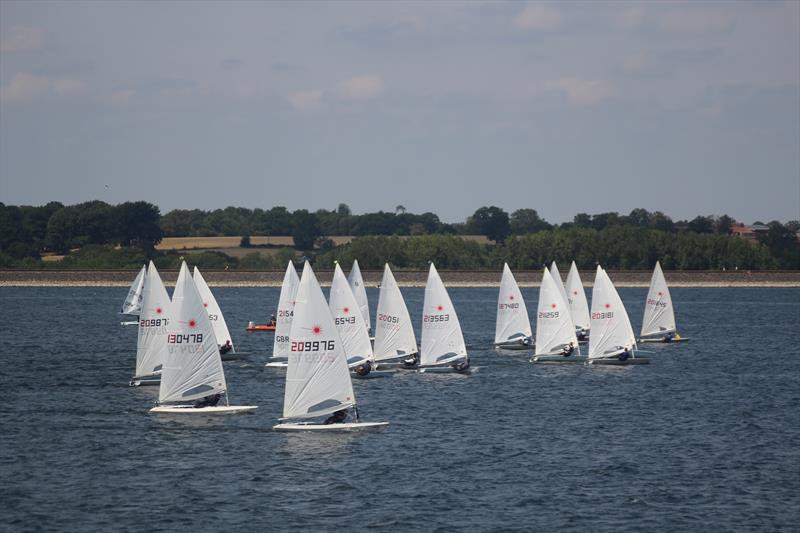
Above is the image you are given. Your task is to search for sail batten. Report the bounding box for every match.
[273,262,300,358]
[135,261,170,378]
[158,262,227,404]
[420,263,467,366]
[641,262,677,337]
[283,263,356,420]
[373,264,418,361]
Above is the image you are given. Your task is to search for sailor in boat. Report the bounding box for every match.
[561,342,576,357]
[401,353,419,369]
[219,340,233,355]
[662,332,677,343]
[452,358,470,372]
[354,361,372,376]
[323,408,350,425]
[194,393,222,408]
[618,346,632,361]
[270,314,276,327]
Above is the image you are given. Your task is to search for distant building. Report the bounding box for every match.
[730,223,757,240]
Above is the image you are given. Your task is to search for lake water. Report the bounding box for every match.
[1,286,798,531]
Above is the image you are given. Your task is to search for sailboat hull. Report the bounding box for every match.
[351,370,394,379]
[418,366,472,374]
[221,351,250,361]
[532,354,587,364]
[494,341,533,351]
[273,421,388,432]
[265,361,289,369]
[586,357,650,366]
[639,337,690,344]
[129,375,161,387]
[120,320,138,326]
[150,405,258,414]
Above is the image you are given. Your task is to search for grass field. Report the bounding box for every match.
[156,235,492,251]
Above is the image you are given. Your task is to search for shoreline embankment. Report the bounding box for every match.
[1,269,799,288]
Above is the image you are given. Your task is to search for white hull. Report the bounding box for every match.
[150,405,258,414]
[120,320,138,326]
[494,341,533,351]
[129,375,161,387]
[532,354,587,364]
[221,351,250,361]
[639,337,690,344]
[351,370,394,379]
[586,357,650,366]
[418,366,472,374]
[265,361,289,369]
[273,421,388,432]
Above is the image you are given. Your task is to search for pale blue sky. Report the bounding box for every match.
[1,0,798,223]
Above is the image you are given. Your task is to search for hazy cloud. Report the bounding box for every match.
[110,89,134,105]
[0,26,44,53]
[335,75,384,100]
[287,90,323,112]
[545,78,616,105]
[660,9,731,33]
[1,72,85,102]
[612,6,646,29]
[513,3,561,31]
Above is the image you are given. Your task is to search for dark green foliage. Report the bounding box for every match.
[49,245,148,269]
[291,209,321,250]
[467,206,511,243]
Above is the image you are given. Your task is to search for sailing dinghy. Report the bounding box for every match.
[373,264,419,368]
[129,261,169,386]
[348,259,371,336]
[330,263,392,379]
[265,261,300,369]
[565,261,591,341]
[494,263,533,350]
[193,266,244,360]
[586,266,648,365]
[639,261,688,343]
[120,264,146,325]
[273,262,387,431]
[531,268,583,363]
[417,263,470,374]
[150,262,257,414]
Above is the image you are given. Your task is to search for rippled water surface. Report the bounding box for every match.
[1,286,799,531]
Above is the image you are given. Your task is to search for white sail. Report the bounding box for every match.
[494,263,532,345]
[329,263,374,366]
[535,268,579,355]
[565,261,591,333]
[193,266,234,351]
[588,267,637,359]
[134,261,170,379]
[420,263,467,366]
[158,262,227,404]
[641,261,676,337]
[283,262,356,420]
[347,260,371,333]
[373,263,418,361]
[272,261,300,358]
[121,265,146,315]
[549,261,574,326]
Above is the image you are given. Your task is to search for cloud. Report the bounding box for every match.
[1,73,86,102]
[111,89,134,104]
[612,6,646,29]
[545,78,616,105]
[660,10,731,33]
[513,3,561,31]
[622,52,647,72]
[335,75,384,100]
[0,26,44,53]
[287,90,323,112]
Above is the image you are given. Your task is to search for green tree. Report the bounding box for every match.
[510,208,551,234]
[292,209,321,250]
[468,206,511,243]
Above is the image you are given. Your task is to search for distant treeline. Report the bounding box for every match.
[0,201,798,269]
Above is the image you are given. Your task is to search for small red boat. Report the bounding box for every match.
[245,321,276,332]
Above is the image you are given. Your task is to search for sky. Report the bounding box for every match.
[1,0,798,224]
